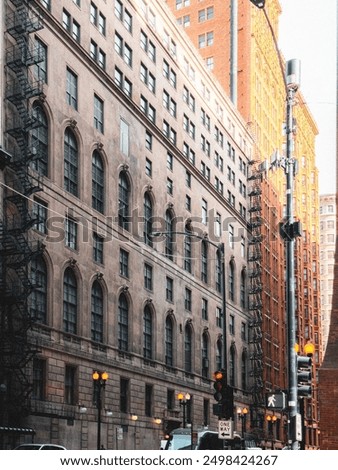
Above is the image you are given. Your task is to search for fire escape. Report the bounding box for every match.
[0,0,44,432]
[247,160,264,434]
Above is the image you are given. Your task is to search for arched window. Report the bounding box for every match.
[216,339,222,372]
[118,293,128,351]
[30,256,47,324]
[215,250,222,292]
[143,192,153,246]
[64,128,78,196]
[91,280,103,342]
[229,346,235,386]
[165,209,174,260]
[184,323,192,372]
[229,261,235,301]
[201,240,208,283]
[241,350,247,390]
[240,269,246,308]
[92,150,104,213]
[32,102,48,176]
[202,332,209,378]
[63,268,77,334]
[118,171,130,230]
[165,315,174,367]
[143,305,153,359]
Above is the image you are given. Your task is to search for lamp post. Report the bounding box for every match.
[92,371,108,450]
[237,407,248,448]
[177,392,191,428]
[131,414,138,449]
[266,415,277,449]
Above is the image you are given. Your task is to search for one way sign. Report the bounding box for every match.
[218,419,233,439]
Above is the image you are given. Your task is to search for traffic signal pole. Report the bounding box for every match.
[284,60,301,450]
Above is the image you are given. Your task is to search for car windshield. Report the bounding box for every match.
[165,434,191,450]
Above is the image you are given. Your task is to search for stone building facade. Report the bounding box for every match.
[0,0,255,450]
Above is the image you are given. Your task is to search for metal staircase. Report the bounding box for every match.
[0,0,44,433]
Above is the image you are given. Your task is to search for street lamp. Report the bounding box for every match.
[266,415,277,449]
[131,414,138,449]
[177,392,191,428]
[92,370,108,450]
[237,407,248,448]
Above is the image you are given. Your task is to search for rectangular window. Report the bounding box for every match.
[33,198,48,234]
[185,287,192,311]
[65,365,76,405]
[167,178,173,195]
[93,232,104,264]
[185,195,191,211]
[62,9,71,31]
[99,13,106,35]
[114,67,132,98]
[216,307,222,328]
[202,199,208,225]
[145,158,152,177]
[229,224,234,249]
[66,67,78,110]
[241,322,246,341]
[120,119,129,156]
[120,378,129,413]
[72,20,80,43]
[202,298,208,320]
[94,94,104,133]
[166,277,174,302]
[229,314,235,335]
[65,216,77,250]
[32,358,46,400]
[144,263,153,291]
[145,384,153,417]
[90,2,98,25]
[145,131,153,151]
[167,152,173,171]
[35,37,47,83]
[119,249,129,277]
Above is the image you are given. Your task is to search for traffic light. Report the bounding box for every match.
[213,370,226,402]
[213,370,234,419]
[297,355,312,397]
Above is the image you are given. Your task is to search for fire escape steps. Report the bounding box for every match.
[0,0,45,425]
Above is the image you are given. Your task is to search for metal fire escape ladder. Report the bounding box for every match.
[0,0,44,426]
[247,161,264,429]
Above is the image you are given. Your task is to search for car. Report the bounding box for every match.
[14,444,66,450]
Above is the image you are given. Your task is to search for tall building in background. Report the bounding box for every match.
[318,3,338,449]
[319,194,336,355]
[167,0,321,448]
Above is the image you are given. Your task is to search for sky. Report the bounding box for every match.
[278,0,337,195]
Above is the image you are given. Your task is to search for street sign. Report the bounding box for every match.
[218,419,233,439]
[116,426,123,440]
[266,391,286,409]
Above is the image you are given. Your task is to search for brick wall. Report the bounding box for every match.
[318,192,338,449]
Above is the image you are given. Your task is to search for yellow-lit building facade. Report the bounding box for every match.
[167,0,321,448]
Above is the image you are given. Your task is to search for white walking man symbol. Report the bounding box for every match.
[267,394,276,407]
